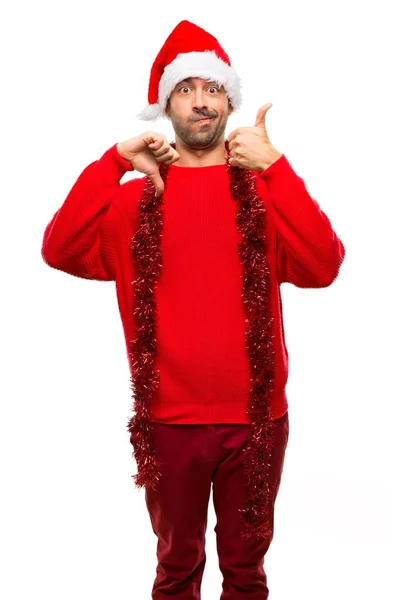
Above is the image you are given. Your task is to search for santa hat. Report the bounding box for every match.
[137,20,242,121]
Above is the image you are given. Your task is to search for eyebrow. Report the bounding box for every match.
[176,78,221,87]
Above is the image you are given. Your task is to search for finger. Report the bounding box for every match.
[147,132,167,148]
[148,138,164,151]
[147,170,164,197]
[151,143,173,158]
[153,147,177,163]
[143,132,160,146]
[153,150,171,162]
[162,150,180,165]
[254,103,272,128]
[228,139,236,151]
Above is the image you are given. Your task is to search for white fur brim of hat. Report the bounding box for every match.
[137,50,242,121]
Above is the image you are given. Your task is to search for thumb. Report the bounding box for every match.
[148,169,164,197]
[254,103,272,128]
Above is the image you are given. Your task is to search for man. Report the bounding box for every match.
[42,19,345,599]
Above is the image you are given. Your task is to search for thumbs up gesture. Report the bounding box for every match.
[227,103,283,172]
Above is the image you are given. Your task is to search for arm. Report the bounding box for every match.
[257,155,346,288]
[41,144,134,281]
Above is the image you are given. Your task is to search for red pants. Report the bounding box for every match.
[145,411,289,599]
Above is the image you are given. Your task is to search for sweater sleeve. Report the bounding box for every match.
[41,143,134,281]
[257,155,346,288]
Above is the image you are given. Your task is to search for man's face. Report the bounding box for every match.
[165,77,233,148]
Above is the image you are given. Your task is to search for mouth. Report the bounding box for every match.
[194,117,213,123]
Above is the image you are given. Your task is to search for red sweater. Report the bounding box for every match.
[41,143,345,424]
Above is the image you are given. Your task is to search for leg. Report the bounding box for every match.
[212,412,289,599]
[144,423,218,599]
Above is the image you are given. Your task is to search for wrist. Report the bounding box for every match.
[258,149,283,172]
[114,143,134,171]
[116,142,131,162]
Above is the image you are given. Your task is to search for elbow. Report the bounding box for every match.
[41,239,55,267]
[320,244,346,287]
[41,216,60,267]
[41,232,60,268]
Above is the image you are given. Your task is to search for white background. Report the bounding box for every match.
[1,1,412,598]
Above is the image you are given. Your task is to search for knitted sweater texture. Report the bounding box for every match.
[41,143,345,423]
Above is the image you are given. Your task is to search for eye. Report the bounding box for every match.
[178,85,220,93]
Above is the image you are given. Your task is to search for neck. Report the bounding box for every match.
[170,138,227,167]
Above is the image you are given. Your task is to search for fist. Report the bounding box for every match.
[227,104,281,172]
[117,132,180,196]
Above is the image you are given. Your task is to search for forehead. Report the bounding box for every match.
[175,77,221,87]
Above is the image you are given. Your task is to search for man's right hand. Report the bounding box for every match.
[117,132,180,197]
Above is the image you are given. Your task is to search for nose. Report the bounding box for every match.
[192,87,208,111]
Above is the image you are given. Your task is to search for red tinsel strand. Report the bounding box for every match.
[224,142,278,540]
[127,140,278,539]
[127,170,168,490]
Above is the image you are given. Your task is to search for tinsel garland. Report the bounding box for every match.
[127,139,278,540]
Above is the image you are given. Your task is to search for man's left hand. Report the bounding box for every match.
[227,103,283,172]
